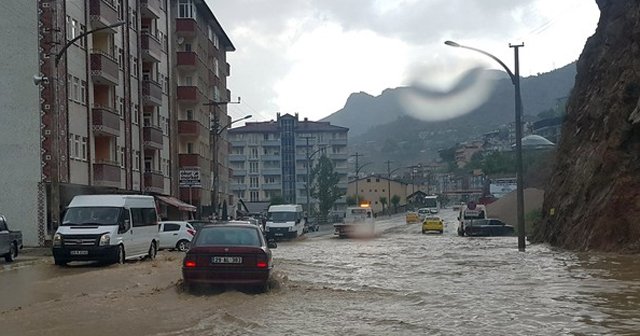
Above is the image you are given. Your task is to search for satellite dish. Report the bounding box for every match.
[177,37,184,45]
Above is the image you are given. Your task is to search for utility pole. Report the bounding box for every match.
[352,152,364,203]
[510,42,526,252]
[386,160,392,215]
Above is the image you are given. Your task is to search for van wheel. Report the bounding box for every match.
[4,243,17,262]
[147,241,157,260]
[116,244,125,264]
[176,240,190,252]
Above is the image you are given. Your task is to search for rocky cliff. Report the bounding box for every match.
[531,0,640,251]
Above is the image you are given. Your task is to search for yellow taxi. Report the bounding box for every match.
[405,211,420,224]
[422,216,444,234]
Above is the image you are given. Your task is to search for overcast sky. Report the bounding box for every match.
[206,0,600,123]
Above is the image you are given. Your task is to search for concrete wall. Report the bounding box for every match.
[0,2,41,245]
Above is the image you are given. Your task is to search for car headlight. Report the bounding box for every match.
[53,233,62,247]
[265,226,270,232]
[99,234,111,246]
[289,226,296,232]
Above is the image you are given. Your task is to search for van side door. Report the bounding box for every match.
[117,208,135,257]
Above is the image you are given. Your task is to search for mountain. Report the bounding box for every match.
[322,62,577,169]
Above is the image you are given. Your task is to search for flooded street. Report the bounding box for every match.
[2,210,640,335]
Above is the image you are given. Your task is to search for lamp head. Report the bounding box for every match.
[33,74,48,86]
[444,40,460,47]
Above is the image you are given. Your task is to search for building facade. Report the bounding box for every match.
[0,0,233,246]
[228,113,349,212]
[347,176,408,214]
[170,0,235,213]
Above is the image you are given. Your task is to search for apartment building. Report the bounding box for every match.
[0,0,233,246]
[170,0,235,213]
[228,113,349,211]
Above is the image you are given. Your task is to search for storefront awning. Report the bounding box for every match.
[156,196,197,212]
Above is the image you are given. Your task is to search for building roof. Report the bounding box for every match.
[348,175,407,185]
[228,118,349,134]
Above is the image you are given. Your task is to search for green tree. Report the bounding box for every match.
[311,155,343,222]
[390,194,401,213]
[379,196,388,215]
[269,195,284,206]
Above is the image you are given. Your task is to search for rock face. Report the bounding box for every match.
[531,0,640,251]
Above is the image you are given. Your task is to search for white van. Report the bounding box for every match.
[265,204,306,239]
[52,195,160,265]
[457,202,487,236]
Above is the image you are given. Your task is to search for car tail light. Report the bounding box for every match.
[184,258,197,268]
[256,255,268,268]
[187,229,196,236]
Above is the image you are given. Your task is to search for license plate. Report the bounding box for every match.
[211,256,242,264]
[275,233,283,237]
[70,250,88,256]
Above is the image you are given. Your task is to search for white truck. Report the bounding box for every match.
[334,206,375,238]
[52,195,160,265]
[457,202,487,236]
[265,204,306,240]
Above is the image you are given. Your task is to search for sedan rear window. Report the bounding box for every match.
[195,227,261,247]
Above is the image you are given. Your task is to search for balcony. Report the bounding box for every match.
[91,106,120,137]
[89,0,119,31]
[175,18,197,37]
[178,120,205,138]
[229,154,246,162]
[329,153,349,161]
[176,86,202,105]
[231,139,247,146]
[176,51,197,69]
[141,32,162,63]
[262,154,280,161]
[262,168,281,176]
[262,183,281,191]
[179,153,206,168]
[330,138,348,146]
[231,183,247,191]
[232,169,247,176]
[143,126,163,150]
[140,0,161,19]
[261,139,281,147]
[142,79,162,106]
[143,170,164,194]
[93,161,121,188]
[90,50,119,85]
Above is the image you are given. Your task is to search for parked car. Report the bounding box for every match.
[406,212,420,224]
[422,216,444,234]
[182,223,277,292]
[0,214,23,263]
[464,219,515,237]
[158,221,196,251]
[187,220,214,233]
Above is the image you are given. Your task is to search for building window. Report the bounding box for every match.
[118,97,124,116]
[249,162,258,173]
[72,77,79,102]
[132,57,139,77]
[74,135,80,159]
[71,19,77,41]
[186,110,193,120]
[250,191,259,202]
[81,137,87,160]
[214,58,219,77]
[213,34,219,49]
[178,0,195,18]
[135,151,141,171]
[187,143,194,154]
[250,147,258,159]
[376,178,380,182]
[118,48,124,68]
[78,24,86,48]
[120,147,125,168]
[80,81,86,104]
[250,177,259,188]
[133,104,139,124]
[117,0,124,20]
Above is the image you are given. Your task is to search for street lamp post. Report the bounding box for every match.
[385,161,404,215]
[205,97,248,218]
[351,152,372,204]
[445,40,526,251]
[37,21,125,238]
[301,137,328,218]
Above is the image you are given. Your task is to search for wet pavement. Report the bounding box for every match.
[1,210,640,335]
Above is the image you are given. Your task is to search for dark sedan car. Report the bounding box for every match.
[182,223,277,292]
[464,219,515,237]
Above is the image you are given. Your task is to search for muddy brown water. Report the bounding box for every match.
[1,211,639,335]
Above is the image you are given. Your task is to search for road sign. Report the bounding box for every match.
[179,169,201,187]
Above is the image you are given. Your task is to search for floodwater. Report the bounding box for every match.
[1,210,640,336]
